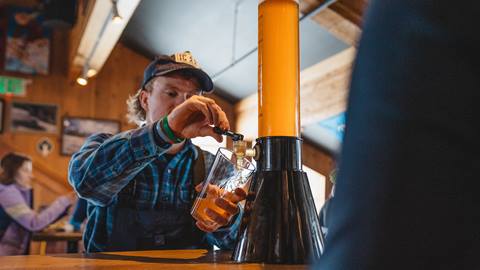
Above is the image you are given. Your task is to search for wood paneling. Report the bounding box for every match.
[300,46,355,126]
[0,31,139,191]
[299,0,366,46]
[330,0,368,27]
[312,8,361,46]
[300,0,368,27]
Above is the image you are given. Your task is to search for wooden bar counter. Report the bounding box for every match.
[0,249,307,270]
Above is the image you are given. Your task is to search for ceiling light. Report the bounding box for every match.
[76,66,88,86]
[86,68,97,77]
[76,77,88,86]
[73,0,140,76]
[112,0,122,23]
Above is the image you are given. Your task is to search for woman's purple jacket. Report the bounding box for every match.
[0,183,70,256]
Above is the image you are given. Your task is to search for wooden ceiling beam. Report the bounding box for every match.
[329,0,368,27]
[300,0,368,27]
[300,46,355,126]
[299,0,368,46]
[311,8,361,46]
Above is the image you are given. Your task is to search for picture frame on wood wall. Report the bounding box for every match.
[10,101,58,134]
[61,116,121,156]
[0,98,4,133]
[1,5,51,75]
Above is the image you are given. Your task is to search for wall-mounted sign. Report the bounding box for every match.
[0,76,29,96]
[36,137,53,157]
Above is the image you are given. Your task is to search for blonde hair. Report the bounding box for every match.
[126,90,147,126]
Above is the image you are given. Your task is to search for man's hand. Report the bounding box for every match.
[167,96,230,142]
[194,183,247,233]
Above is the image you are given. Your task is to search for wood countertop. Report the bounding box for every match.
[0,249,307,270]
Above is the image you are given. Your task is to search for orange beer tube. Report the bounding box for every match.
[258,0,300,137]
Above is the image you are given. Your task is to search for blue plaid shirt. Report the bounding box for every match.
[68,122,242,252]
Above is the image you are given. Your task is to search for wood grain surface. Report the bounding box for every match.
[0,249,307,270]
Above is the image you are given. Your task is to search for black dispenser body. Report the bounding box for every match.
[233,136,324,264]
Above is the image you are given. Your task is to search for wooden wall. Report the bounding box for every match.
[0,30,235,208]
[0,31,136,203]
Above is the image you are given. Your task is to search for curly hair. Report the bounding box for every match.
[126,70,202,125]
[126,80,153,126]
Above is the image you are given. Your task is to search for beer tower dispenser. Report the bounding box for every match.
[232,0,324,264]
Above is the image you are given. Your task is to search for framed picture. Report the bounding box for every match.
[10,102,58,133]
[0,98,4,133]
[3,6,51,75]
[61,117,121,156]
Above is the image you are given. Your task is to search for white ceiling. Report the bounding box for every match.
[122,0,348,101]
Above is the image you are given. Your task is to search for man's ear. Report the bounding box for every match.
[139,90,149,112]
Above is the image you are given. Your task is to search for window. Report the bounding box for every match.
[303,166,326,213]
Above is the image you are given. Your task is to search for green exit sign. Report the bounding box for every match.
[0,76,28,96]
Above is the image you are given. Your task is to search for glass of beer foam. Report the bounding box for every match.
[191,147,255,230]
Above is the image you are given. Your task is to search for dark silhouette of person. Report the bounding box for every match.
[315,1,480,269]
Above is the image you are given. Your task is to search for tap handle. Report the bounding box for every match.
[213,127,244,141]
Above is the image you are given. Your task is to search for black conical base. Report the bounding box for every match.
[232,137,324,264]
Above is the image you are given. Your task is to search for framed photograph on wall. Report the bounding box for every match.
[0,98,4,133]
[61,117,121,156]
[10,102,58,133]
[3,6,51,75]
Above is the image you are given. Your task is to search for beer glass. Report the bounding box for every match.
[191,148,255,230]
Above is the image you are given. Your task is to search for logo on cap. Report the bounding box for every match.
[172,51,200,68]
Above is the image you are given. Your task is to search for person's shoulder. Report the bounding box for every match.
[0,184,22,202]
[0,183,17,192]
[75,133,116,149]
[86,132,114,141]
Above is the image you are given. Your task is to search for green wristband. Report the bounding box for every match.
[162,116,184,143]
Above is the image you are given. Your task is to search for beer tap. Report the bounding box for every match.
[213,127,257,168]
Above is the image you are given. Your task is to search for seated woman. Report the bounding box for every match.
[0,152,74,256]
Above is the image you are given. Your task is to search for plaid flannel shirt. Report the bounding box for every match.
[68,122,242,252]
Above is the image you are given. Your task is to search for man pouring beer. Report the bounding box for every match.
[68,52,246,252]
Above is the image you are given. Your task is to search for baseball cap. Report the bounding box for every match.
[140,51,214,93]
